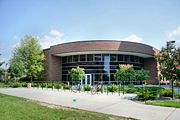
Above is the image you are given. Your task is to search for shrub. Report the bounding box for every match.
[63,84,71,90]
[128,84,134,88]
[54,84,61,90]
[107,84,118,92]
[137,87,163,101]
[137,89,156,100]
[32,83,40,87]
[84,86,92,91]
[40,83,46,89]
[21,82,27,87]
[11,82,22,88]
[175,94,180,99]
[124,87,137,93]
[47,83,53,88]
[161,89,174,97]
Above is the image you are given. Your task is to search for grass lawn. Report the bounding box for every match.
[0,93,133,120]
[146,100,180,108]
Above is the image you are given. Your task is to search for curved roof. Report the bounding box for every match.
[46,40,158,58]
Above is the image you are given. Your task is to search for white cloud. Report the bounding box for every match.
[12,42,20,48]
[167,27,180,47]
[39,30,64,49]
[122,34,143,43]
[50,30,64,37]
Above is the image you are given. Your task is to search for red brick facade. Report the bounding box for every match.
[44,40,159,84]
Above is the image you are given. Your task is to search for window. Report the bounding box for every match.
[140,58,144,63]
[110,74,115,81]
[80,55,86,61]
[103,74,110,81]
[124,55,130,62]
[73,55,79,62]
[135,56,139,63]
[95,74,102,81]
[110,54,117,61]
[118,55,124,61]
[87,54,93,61]
[62,57,67,63]
[62,75,68,81]
[130,56,134,62]
[94,54,101,61]
[67,56,72,63]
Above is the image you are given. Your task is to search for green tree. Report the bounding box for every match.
[114,64,136,82]
[156,41,180,98]
[8,53,24,82]
[0,54,5,75]
[9,36,45,82]
[114,64,136,94]
[69,66,85,81]
[136,69,150,83]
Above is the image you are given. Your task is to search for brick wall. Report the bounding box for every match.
[44,49,62,81]
[144,58,158,84]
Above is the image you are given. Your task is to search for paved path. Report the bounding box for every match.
[0,88,179,120]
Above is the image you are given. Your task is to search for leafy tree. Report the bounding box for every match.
[136,69,150,83]
[8,55,24,82]
[69,66,85,81]
[156,41,180,98]
[9,36,45,82]
[114,64,136,82]
[0,54,5,75]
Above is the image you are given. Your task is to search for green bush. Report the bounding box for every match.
[175,94,180,99]
[84,86,92,91]
[107,84,118,92]
[47,83,53,88]
[128,84,134,88]
[54,84,61,90]
[161,89,174,97]
[137,87,163,101]
[63,84,71,90]
[32,83,40,87]
[10,82,22,88]
[137,89,156,100]
[40,83,46,89]
[124,87,137,93]
[21,82,27,87]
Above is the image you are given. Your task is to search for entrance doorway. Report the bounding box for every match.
[81,74,92,86]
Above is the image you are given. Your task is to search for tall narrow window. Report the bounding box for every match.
[94,54,101,61]
[110,54,117,61]
[87,54,93,61]
[80,55,86,61]
[118,55,124,61]
[73,55,79,62]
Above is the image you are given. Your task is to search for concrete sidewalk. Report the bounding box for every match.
[0,88,179,120]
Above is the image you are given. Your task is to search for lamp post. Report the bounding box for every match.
[166,40,176,99]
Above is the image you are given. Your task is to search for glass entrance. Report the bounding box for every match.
[81,74,92,86]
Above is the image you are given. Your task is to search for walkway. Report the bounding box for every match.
[0,88,179,120]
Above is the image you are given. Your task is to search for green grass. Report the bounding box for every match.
[0,93,132,120]
[146,100,180,108]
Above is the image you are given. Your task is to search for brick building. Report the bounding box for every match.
[44,40,159,85]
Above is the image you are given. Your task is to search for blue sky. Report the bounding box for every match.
[0,0,180,67]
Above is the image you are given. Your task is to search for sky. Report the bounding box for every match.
[0,0,180,68]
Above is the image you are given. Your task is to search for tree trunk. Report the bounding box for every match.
[171,80,174,99]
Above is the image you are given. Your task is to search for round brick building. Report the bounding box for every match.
[44,40,159,85]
